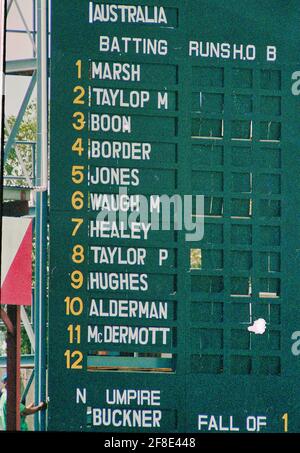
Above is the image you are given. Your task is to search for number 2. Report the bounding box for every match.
[73,86,85,105]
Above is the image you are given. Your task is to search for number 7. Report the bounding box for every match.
[71,218,84,236]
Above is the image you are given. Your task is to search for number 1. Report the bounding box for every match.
[76,59,82,79]
[282,413,288,432]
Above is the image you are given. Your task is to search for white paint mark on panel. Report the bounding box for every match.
[248,318,267,335]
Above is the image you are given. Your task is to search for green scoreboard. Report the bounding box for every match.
[49,0,300,432]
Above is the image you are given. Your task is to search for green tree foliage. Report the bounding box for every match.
[4,101,37,185]
[21,326,32,355]
[0,329,6,356]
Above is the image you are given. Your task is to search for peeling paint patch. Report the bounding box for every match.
[248,318,266,335]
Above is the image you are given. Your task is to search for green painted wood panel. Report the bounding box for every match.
[49,0,300,432]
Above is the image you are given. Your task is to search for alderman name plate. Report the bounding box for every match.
[49,0,300,432]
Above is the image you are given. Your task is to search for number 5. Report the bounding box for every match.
[72,165,85,184]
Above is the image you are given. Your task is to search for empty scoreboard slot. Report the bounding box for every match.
[251,302,281,324]
[259,122,281,142]
[191,118,224,139]
[192,275,224,294]
[200,196,224,217]
[231,172,252,194]
[230,355,281,376]
[259,225,280,246]
[231,198,252,218]
[258,173,281,195]
[192,66,224,88]
[230,277,252,297]
[199,222,224,245]
[190,354,223,374]
[231,146,251,167]
[259,147,281,169]
[192,92,224,114]
[231,68,253,89]
[231,251,252,271]
[231,224,252,245]
[260,69,281,90]
[87,351,175,373]
[231,120,252,141]
[232,94,253,114]
[260,96,281,116]
[192,170,223,192]
[260,252,281,273]
[190,328,223,352]
[259,200,281,218]
[192,144,224,168]
[190,301,224,323]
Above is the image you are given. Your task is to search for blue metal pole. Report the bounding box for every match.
[34,193,47,431]
[21,369,35,404]
[33,0,36,57]
[34,0,48,431]
[4,73,37,161]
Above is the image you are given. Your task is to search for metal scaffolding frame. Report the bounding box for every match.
[2,0,48,431]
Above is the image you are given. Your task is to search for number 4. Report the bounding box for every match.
[72,137,84,156]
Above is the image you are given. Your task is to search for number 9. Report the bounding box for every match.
[71,270,84,289]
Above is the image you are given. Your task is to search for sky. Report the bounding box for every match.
[5,0,36,117]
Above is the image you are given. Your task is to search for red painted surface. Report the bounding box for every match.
[1,222,32,306]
